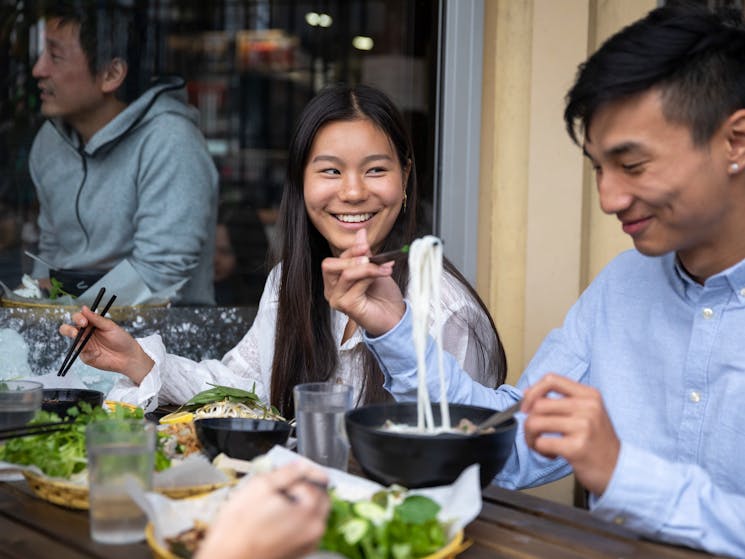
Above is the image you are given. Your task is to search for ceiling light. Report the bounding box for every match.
[352,36,374,51]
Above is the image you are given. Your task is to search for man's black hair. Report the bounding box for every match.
[39,0,152,102]
[565,2,745,146]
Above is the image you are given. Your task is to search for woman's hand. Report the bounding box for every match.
[521,373,620,496]
[58,306,153,384]
[322,229,406,337]
[196,461,330,559]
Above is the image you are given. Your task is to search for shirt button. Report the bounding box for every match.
[614,516,625,525]
[689,391,701,403]
[702,308,714,319]
[740,288,745,297]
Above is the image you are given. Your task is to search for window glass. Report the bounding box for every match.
[0,0,439,306]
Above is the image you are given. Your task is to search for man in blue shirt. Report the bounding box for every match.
[322,4,745,557]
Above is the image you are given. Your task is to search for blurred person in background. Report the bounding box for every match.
[214,202,269,305]
[29,0,217,304]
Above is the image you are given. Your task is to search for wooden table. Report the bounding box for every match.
[464,486,721,558]
[0,479,721,559]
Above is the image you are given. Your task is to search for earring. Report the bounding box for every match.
[731,162,741,174]
[402,190,408,213]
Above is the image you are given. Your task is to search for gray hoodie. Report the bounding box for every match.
[30,77,218,305]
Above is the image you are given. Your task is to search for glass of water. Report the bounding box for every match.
[0,380,42,429]
[86,419,155,544]
[293,382,353,471]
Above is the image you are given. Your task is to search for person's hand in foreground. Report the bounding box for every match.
[196,461,330,559]
[58,306,154,384]
[322,229,406,337]
[521,373,621,496]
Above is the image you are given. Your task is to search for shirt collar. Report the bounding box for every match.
[671,253,745,301]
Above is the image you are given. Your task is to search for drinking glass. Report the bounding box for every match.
[293,382,353,471]
[86,419,155,544]
[0,380,42,429]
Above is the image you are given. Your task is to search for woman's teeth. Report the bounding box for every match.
[336,213,373,223]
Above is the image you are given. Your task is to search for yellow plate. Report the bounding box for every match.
[0,297,168,321]
[23,469,234,510]
[146,523,468,559]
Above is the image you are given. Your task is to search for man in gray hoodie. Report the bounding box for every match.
[29,1,217,305]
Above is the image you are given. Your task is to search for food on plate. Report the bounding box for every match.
[160,384,286,423]
[159,421,202,460]
[321,489,448,559]
[165,520,209,559]
[0,402,171,478]
[160,486,449,559]
[12,274,43,299]
[155,385,289,464]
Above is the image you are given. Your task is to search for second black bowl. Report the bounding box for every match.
[42,389,104,417]
[194,417,292,460]
[346,402,517,489]
[49,268,106,297]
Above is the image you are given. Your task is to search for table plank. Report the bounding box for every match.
[0,515,96,559]
[480,486,720,558]
[0,482,149,559]
[483,486,633,537]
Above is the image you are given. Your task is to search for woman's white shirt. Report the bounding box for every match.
[107,266,497,412]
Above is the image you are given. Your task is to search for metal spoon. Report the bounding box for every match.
[474,400,522,434]
[24,250,56,270]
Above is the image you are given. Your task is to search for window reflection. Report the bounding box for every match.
[0,0,439,306]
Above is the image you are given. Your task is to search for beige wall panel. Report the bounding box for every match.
[478,0,534,384]
[523,0,589,370]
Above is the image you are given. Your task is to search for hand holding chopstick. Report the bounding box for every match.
[57,288,117,377]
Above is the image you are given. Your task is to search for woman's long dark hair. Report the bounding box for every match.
[270,84,506,418]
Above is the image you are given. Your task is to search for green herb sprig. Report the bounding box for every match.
[48,277,76,300]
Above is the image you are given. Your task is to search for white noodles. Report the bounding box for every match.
[407,235,450,432]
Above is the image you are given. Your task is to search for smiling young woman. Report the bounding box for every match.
[60,84,507,420]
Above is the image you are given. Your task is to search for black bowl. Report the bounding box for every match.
[345,402,517,489]
[49,268,106,297]
[194,418,292,460]
[42,389,104,417]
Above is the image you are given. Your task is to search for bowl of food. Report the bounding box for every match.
[345,402,517,489]
[49,268,106,297]
[0,380,43,429]
[194,417,292,461]
[42,389,105,417]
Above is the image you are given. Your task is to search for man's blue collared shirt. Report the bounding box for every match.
[365,250,745,557]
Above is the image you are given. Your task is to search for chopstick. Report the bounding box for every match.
[278,476,329,503]
[0,421,74,441]
[56,287,105,376]
[57,291,117,377]
[368,245,410,264]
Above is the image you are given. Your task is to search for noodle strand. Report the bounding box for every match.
[408,236,449,432]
